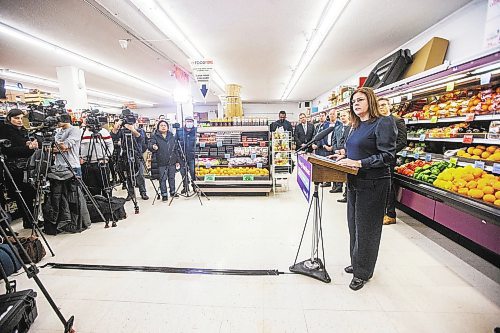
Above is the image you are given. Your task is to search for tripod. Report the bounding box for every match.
[0,143,55,257]
[81,126,117,228]
[168,133,209,206]
[0,206,75,332]
[290,183,331,283]
[30,131,108,233]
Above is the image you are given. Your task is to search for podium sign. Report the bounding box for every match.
[297,154,312,202]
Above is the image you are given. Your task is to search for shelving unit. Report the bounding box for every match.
[387,50,500,257]
[270,131,293,193]
[194,126,272,194]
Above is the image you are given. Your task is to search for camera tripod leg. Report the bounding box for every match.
[0,208,76,332]
[0,157,56,257]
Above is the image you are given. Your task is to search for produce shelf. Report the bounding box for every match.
[407,137,500,145]
[394,174,500,225]
[405,113,500,125]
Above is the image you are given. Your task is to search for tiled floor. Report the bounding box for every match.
[4,174,499,333]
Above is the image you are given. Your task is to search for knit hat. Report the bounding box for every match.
[5,108,24,124]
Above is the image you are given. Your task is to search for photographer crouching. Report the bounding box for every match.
[80,111,114,197]
[112,110,149,201]
[149,121,180,201]
[0,109,38,229]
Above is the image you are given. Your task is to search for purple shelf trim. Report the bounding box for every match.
[399,188,436,219]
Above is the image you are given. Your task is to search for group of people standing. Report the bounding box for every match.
[271,87,407,290]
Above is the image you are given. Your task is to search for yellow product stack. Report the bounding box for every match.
[225,84,243,118]
[24,89,52,105]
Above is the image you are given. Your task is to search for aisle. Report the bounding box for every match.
[8,175,500,333]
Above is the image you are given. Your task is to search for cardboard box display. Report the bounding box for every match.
[404,37,449,78]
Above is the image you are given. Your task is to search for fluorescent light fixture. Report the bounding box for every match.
[281,0,350,100]
[0,22,171,97]
[4,84,29,93]
[0,70,156,107]
[130,0,226,92]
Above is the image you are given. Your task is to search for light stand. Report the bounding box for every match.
[289,182,331,283]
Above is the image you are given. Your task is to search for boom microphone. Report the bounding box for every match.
[296,126,335,153]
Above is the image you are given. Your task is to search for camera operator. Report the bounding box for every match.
[112,118,149,201]
[149,121,180,201]
[175,116,196,194]
[109,119,125,187]
[0,109,38,228]
[53,114,82,176]
[80,115,114,196]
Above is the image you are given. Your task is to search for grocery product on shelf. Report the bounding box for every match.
[195,167,269,177]
[454,145,500,161]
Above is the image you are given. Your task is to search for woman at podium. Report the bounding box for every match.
[332,87,397,291]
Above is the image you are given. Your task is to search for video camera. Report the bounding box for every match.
[27,100,69,129]
[119,108,137,126]
[84,109,108,131]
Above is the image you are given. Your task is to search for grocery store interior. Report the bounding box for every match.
[0,0,499,332]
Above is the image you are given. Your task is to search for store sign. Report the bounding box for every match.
[297,154,312,202]
[474,161,485,170]
[189,59,213,99]
[242,174,254,181]
[492,163,500,175]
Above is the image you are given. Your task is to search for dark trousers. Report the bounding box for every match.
[6,168,35,228]
[82,163,111,197]
[158,165,176,197]
[180,159,195,189]
[347,177,390,281]
[385,165,397,218]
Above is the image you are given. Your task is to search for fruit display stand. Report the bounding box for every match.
[194,126,272,194]
[380,50,500,258]
[270,131,293,193]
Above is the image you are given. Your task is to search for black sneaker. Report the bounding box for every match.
[162,196,168,202]
[125,194,133,201]
[329,187,343,193]
[180,188,187,194]
[349,277,366,291]
[140,193,149,200]
[170,193,179,198]
[337,197,347,203]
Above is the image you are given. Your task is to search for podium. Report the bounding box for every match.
[290,154,358,283]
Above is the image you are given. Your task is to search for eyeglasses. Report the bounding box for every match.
[352,98,367,104]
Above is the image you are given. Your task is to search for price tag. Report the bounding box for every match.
[406,93,413,100]
[256,162,263,168]
[465,113,475,122]
[393,96,402,103]
[462,135,473,144]
[425,153,432,162]
[419,134,426,142]
[200,142,206,148]
[242,143,249,147]
[446,82,455,92]
[414,152,420,160]
[401,150,408,157]
[492,163,500,174]
[480,73,491,85]
[259,141,267,147]
[242,174,254,181]
[216,141,223,147]
[430,116,438,123]
[449,157,458,167]
[474,160,485,170]
[251,153,256,159]
[205,163,212,169]
[204,174,215,182]
[224,153,230,159]
[404,118,409,125]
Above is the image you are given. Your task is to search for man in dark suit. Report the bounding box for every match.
[311,111,329,156]
[331,109,351,196]
[294,112,314,149]
[379,97,407,224]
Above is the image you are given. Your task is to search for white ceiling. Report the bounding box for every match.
[0,0,472,108]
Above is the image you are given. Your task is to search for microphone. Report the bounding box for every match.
[296,126,335,153]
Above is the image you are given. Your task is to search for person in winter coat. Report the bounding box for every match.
[149,121,180,201]
[175,116,196,194]
[0,109,38,228]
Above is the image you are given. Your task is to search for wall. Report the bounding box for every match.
[243,102,303,121]
[313,0,489,107]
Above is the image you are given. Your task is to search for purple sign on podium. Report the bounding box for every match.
[297,154,312,201]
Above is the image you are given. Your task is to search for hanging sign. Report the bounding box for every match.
[189,59,214,99]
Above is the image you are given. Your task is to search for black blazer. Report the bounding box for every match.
[392,115,407,153]
[294,122,314,147]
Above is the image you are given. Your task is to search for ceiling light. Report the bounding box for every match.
[281,0,350,100]
[0,22,171,97]
[0,70,156,107]
[4,84,29,93]
[129,0,226,92]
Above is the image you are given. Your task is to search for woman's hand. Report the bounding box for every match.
[327,154,345,161]
[336,158,362,168]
